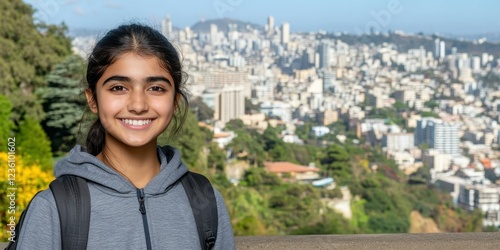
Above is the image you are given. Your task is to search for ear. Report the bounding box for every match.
[173,93,182,111]
[85,88,98,114]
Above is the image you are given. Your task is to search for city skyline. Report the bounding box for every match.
[25,0,500,36]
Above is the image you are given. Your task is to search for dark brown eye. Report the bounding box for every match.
[110,85,126,92]
[149,86,165,92]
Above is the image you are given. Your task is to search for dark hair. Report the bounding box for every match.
[85,23,188,156]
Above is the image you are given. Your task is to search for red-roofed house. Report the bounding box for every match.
[264,161,320,182]
[480,159,492,169]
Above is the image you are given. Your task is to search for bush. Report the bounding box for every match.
[0,152,54,241]
[0,95,14,151]
[16,118,54,171]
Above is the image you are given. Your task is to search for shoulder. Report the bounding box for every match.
[16,189,61,248]
[27,188,58,211]
[20,188,59,225]
[212,187,227,208]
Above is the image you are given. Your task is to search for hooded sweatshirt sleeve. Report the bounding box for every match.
[213,188,236,250]
[16,190,61,249]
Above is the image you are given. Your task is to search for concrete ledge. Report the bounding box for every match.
[235,233,500,250]
[2,233,500,249]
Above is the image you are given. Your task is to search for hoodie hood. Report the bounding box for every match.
[54,145,189,195]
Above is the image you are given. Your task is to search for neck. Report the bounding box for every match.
[97,138,160,189]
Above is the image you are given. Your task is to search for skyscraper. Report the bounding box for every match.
[415,118,459,155]
[281,22,290,45]
[267,16,274,35]
[434,39,440,59]
[318,40,330,69]
[439,41,446,60]
[161,16,173,39]
[214,85,245,124]
[210,24,218,45]
[429,122,459,155]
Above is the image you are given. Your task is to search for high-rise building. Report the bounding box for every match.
[434,39,440,59]
[382,133,415,152]
[318,41,330,69]
[439,41,446,60]
[472,56,481,72]
[459,184,500,212]
[415,118,434,146]
[428,121,459,155]
[281,22,290,45]
[322,71,336,92]
[214,85,245,124]
[210,24,219,45]
[161,16,173,39]
[482,53,490,66]
[267,16,274,35]
[417,118,459,155]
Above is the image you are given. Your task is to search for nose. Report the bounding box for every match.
[127,90,148,114]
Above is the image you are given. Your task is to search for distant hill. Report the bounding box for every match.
[191,18,263,33]
[323,32,500,57]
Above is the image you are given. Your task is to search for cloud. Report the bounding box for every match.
[73,6,86,16]
[105,1,121,9]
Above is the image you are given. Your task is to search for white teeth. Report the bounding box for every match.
[121,119,152,126]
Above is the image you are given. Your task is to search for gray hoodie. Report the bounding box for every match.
[16,145,235,250]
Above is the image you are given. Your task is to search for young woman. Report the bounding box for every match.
[14,23,235,249]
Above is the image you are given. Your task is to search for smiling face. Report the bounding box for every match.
[86,52,177,150]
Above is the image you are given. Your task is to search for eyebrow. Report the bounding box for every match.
[102,75,172,86]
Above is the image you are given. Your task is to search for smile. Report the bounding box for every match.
[120,119,152,126]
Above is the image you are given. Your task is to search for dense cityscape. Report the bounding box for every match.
[77,16,500,228]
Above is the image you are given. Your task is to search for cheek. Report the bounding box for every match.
[96,96,124,118]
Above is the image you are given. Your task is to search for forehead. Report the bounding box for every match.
[100,52,173,81]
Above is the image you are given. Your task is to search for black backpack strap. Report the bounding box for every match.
[49,175,91,250]
[5,191,42,250]
[181,172,218,250]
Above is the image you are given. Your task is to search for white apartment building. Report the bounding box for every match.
[382,133,415,152]
[415,118,459,155]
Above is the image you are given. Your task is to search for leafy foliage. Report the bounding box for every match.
[189,96,214,122]
[207,142,226,172]
[159,111,204,169]
[320,144,352,183]
[0,95,14,151]
[0,152,54,241]
[37,55,86,153]
[16,118,53,171]
[0,0,71,123]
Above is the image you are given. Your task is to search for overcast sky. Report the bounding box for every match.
[25,0,500,35]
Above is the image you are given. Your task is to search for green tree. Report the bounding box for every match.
[421,111,439,118]
[392,101,409,111]
[225,119,245,131]
[424,100,439,109]
[37,55,86,153]
[159,111,204,169]
[0,0,71,123]
[207,142,226,172]
[228,130,265,166]
[262,126,289,161]
[408,165,431,185]
[321,144,352,182]
[241,167,281,187]
[0,95,14,151]
[189,96,214,122]
[295,122,313,141]
[16,118,53,170]
[245,97,260,114]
